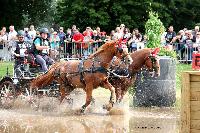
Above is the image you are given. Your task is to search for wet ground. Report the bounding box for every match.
[0,89,179,133]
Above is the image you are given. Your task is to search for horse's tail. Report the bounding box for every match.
[30,63,60,89]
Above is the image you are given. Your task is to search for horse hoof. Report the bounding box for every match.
[111,97,116,103]
[103,104,113,111]
[80,108,86,114]
[103,104,106,109]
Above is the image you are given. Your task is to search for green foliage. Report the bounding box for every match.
[55,0,151,32]
[145,11,177,58]
[145,11,165,48]
[0,0,54,29]
[1,0,200,33]
[159,47,177,58]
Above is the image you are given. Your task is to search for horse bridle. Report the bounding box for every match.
[116,45,130,59]
[145,53,159,73]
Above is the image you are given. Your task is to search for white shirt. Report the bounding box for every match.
[8,30,17,47]
[114,32,123,39]
[28,30,36,40]
[8,30,17,41]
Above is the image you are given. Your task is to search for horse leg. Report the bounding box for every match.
[91,97,95,106]
[102,81,116,111]
[119,89,128,103]
[80,85,93,113]
[59,85,66,103]
[115,87,122,103]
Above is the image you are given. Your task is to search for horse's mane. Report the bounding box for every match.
[89,41,116,58]
[131,48,152,58]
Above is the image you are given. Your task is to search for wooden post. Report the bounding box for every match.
[181,72,190,133]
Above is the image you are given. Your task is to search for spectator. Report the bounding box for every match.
[101,32,107,42]
[50,31,60,60]
[28,25,36,41]
[91,30,101,52]
[172,30,186,60]
[120,24,125,33]
[114,27,123,40]
[8,25,17,54]
[83,31,92,57]
[134,28,142,42]
[161,31,167,46]
[123,28,131,41]
[184,30,196,64]
[0,27,8,60]
[83,27,93,37]
[50,31,60,50]
[65,28,72,57]
[0,27,7,49]
[142,35,148,46]
[96,27,101,37]
[192,26,199,37]
[110,30,116,40]
[24,28,31,42]
[71,25,77,36]
[165,26,176,45]
[72,29,84,58]
[193,32,200,51]
[128,30,137,52]
[58,27,66,47]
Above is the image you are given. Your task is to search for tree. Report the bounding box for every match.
[55,0,153,33]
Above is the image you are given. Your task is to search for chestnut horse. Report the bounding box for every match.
[30,41,133,112]
[109,48,160,103]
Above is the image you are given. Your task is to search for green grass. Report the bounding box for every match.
[0,61,14,78]
[175,62,192,109]
[176,62,192,96]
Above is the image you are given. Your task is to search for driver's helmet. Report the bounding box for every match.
[40,28,49,34]
[17,30,25,37]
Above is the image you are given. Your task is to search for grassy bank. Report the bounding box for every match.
[0,61,14,78]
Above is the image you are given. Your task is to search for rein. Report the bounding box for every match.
[108,56,130,78]
[108,69,130,78]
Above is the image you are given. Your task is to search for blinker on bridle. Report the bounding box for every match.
[148,54,158,72]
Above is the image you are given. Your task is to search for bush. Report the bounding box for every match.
[145,11,176,58]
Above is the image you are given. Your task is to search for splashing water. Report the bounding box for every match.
[0,89,179,133]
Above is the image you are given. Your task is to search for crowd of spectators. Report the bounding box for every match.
[0,24,200,63]
[162,25,200,63]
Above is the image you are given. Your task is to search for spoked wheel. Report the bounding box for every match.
[0,81,16,108]
[19,85,40,111]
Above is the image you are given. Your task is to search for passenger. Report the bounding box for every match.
[14,30,30,68]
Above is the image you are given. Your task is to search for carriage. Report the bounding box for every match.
[0,52,70,109]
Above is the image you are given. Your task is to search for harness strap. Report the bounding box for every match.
[78,60,86,86]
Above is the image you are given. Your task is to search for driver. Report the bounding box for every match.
[33,28,54,72]
[14,30,30,68]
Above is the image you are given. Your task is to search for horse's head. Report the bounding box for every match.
[114,40,133,65]
[144,48,160,77]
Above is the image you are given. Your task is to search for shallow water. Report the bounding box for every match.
[0,89,179,133]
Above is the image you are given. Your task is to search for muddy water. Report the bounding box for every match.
[0,89,179,133]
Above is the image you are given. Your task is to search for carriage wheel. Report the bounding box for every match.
[0,81,16,108]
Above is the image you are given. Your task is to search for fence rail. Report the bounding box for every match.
[1,41,200,63]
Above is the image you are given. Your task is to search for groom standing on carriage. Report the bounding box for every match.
[33,28,54,72]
